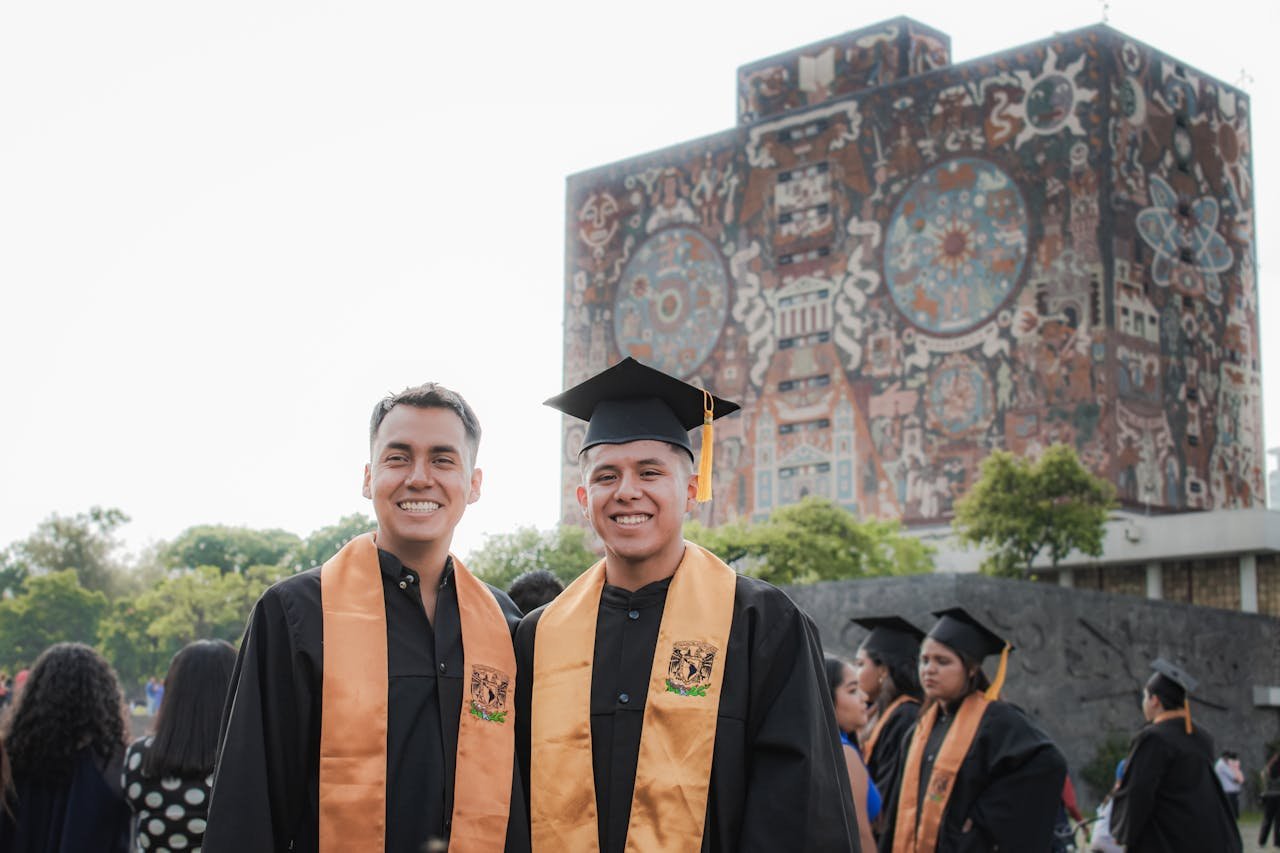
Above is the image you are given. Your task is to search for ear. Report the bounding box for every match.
[362,463,373,499]
[576,484,589,515]
[467,467,483,504]
[685,471,698,512]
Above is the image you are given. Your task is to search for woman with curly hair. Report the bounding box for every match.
[123,639,236,852]
[0,642,131,852]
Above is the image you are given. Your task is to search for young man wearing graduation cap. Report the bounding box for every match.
[515,357,860,852]
[205,384,529,853]
[880,607,1067,853]
[1110,659,1243,852]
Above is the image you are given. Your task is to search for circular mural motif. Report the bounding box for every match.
[613,226,730,377]
[1026,74,1076,132]
[926,354,994,437]
[884,158,1029,335]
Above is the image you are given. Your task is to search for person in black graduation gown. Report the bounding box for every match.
[0,643,132,853]
[878,608,1067,853]
[516,358,859,852]
[849,615,924,837]
[1110,658,1242,853]
[203,384,529,853]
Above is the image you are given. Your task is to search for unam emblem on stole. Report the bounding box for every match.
[468,664,510,724]
[665,641,718,698]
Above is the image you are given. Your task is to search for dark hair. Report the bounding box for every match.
[1146,674,1185,711]
[824,654,852,700]
[142,640,237,778]
[862,647,924,713]
[369,383,482,465]
[0,643,127,782]
[507,570,565,614]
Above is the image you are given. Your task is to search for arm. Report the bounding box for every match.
[964,707,1068,850]
[843,745,877,853]
[203,587,315,853]
[739,607,860,851]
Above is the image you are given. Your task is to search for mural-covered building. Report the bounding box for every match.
[558,18,1263,530]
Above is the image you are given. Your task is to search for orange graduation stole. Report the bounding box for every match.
[318,533,516,853]
[863,695,919,764]
[892,692,991,853]
[1154,707,1193,734]
[530,542,737,853]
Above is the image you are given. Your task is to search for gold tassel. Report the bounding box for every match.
[1184,698,1193,735]
[695,389,714,503]
[984,643,1012,701]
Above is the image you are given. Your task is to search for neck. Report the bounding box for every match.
[375,532,452,585]
[603,539,687,592]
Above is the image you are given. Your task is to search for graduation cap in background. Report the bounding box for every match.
[544,357,741,502]
[851,616,925,664]
[927,607,1015,701]
[1147,657,1198,733]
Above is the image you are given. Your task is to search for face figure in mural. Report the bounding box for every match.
[578,191,619,255]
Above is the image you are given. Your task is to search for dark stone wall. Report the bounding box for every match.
[785,573,1280,804]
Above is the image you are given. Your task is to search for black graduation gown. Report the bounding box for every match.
[0,747,131,853]
[865,699,919,827]
[203,551,531,853]
[877,699,1067,853]
[1110,718,1243,853]
[514,573,860,853]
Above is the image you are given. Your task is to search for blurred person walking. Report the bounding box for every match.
[0,642,131,852]
[827,654,880,853]
[123,640,237,852]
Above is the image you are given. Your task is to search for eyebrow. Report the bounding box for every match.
[589,457,672,474]
[380,442,463,456]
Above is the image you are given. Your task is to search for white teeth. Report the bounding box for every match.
[399,501,440,512]
[614,514,649,526]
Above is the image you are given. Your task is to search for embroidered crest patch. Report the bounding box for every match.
[665,640,718,697]
[927,774,951,803]
[468,664,510,723]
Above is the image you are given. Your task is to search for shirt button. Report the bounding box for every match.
[398,581,407,590]
[438,662,447,673]
[628,609,640,620]
[619,693,630,704]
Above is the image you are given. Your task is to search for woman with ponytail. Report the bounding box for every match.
[878,608,1066,853]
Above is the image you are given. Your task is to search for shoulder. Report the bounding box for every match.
[256,566,322,620]
[482,581,524,629]
[732,574,809,621]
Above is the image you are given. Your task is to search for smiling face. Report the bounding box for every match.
[832,662,869,734]
[577,439,695,583]
[919,637,973,704]
[363,405,481,564]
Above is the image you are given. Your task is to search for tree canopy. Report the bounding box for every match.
[685,496,934,584]
[951,443,1117,577]
[465,525,597,590]
[6,506,131,596]
[0,570,109,672]
[162,524,301,574]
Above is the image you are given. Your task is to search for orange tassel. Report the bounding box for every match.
[985,643,1011,701]
[695,390,714,503]
[1184,698,1193,734]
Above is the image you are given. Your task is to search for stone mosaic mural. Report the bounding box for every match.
[561,17,1262,527]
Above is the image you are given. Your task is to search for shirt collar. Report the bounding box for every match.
[377,548,455,587]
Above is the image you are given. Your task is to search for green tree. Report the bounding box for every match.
[952,443,1118,577]
[465,525,597,589]
[685,497,934,584]
[162,525,301,574]
[0,546,29,598]
[285,513,376,571]
[0,570,109,671]
[8,506,131,596]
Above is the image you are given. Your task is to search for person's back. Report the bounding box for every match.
[0,643,131,853]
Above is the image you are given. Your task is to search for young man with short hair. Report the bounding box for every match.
[515,358,859,852]
[1111,658,1242,853]
[205,384,529,853]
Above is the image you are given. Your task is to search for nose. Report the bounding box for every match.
[406,459,433,488]
[615,469,643,500]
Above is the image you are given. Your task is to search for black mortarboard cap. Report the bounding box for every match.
[1148,657,1198,694]
[927,607,1011,662]
[852,616,926,662]
[544,357,740,458]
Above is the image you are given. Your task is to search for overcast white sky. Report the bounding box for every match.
[1,0,1275,563]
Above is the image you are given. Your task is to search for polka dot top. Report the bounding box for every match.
[121,736,213,852]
